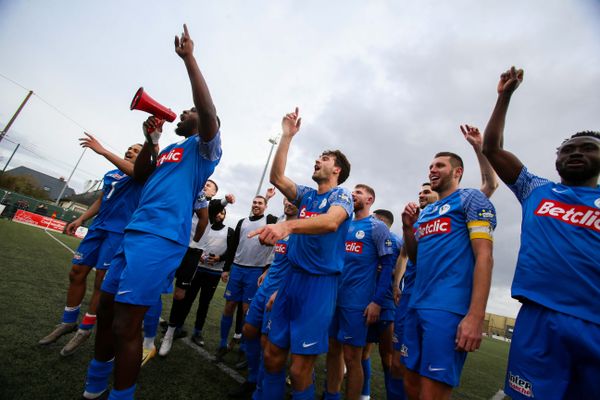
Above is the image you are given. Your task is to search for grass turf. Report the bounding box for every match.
[0,219,509,399]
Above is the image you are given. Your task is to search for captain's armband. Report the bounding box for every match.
[467,220,494,241]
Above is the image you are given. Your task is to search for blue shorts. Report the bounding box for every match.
[505,302,600,399]
[393,293,411,351]
[268,269,338,355]
[224,265,263,304]
[367,319,393,344]
[246,287,267,332]
[72,228,123,270]
[101,230,187,306]
[329,307,368,347]
[401,308,467,387]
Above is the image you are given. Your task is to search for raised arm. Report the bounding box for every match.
[401,202,419,263]
[175,24,218,142]
[269,108,302,201]
[460,125,499,198]
[455,238,493,352]
[79,133,135,176]
[482,66,525,185]
[133,117,161,182]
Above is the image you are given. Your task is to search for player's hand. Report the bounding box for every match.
[281,107,301,138]
[143,116,164,144]
[363,302,381,325]
[221,271,229,283]
[66,218,83,235]
[265,187,276,200]
[266,291,278,311]
[393,285,401,306]
[79,133,106,155]
[497,66,523,96]
[174,24,194,59]
[401,202,420,229]
[173,287,186,300]
[257,271,267,287]
[207,254,220,265]
[225,194,236,204]
[460,125,482,151]
[248,222,290,246]
[455,313,484,352]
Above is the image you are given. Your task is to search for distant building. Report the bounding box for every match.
[483,312,516,339]
[60,190,101,214]
[5,166,76,201]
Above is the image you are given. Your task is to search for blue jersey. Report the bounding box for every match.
[338,215,394,310]
[89,169,143,233]
[287,184,353,275]
[127,132,221,246]
[509,167,600,325]
[402,259,416,295]
[260,236,292,297]
[379,231,403,311]
[409,188,497,315]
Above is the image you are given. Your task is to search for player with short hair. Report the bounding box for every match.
[81,24,221,400]
[38,135,143,358]
[401,150,496,400]
[482,66,600,399]
[249,107,353,400]
[324,184,395,400]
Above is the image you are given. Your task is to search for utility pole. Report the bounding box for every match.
[1,143,20,175]
[255,135,280,196]
[0,90,34,143]
[55,148,87,205]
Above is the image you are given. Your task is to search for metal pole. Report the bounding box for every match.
[0,90,34,143]
[55,148,87,205]
[255,136,279,196]
[1,143,20,175]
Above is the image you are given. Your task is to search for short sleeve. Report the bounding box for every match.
[194,190,209,210]
[294,184,313,206]
[508,166,552,203]
[372,219,394,257]
[199,131,222,162]
[460,189,497,241]
[328,188,354,217]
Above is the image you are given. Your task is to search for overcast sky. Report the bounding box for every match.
[1,1,598,317]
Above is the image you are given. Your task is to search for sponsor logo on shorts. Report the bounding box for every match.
[157,148,184,166]
[508,372,534,397]
[345,241,363,254]
[417,217,451,238]
[400,344,408,357]
[274,243,287,254]
[535,199,600,232]
[73,251,83,260]
[103,262,111,267]
[225,290,232,297]
[427,365,446,372]
[392,335,398,343]
[302,341,318,348]
[117,290,132,295]
[299,206,320,219]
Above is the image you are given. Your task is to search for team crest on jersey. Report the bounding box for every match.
[355,230,365,239]
[439,204,451,215]
[319,198,328,209]
[477,208,495,219]
[157,148,184,166]
[507,372,533,397]
[595,198,600,208]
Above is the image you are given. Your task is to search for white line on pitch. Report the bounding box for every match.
[44,230,75,254]
[490,389,506,400]
[182,337,245,384]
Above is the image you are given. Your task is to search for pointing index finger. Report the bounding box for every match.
[183,24,189,37]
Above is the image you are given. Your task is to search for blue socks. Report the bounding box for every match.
[362,358,371,396]
[62,305,81,324]
[291,384,315,400]
[262,369,286,399]
[143,299,162,338]
[84,358,114,397]
[108,385,136,400]
[323,391,341,400]
[389,375,406,399]
[245,337,261,383]
[220,315,233,348]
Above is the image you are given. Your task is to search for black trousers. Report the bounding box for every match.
[169,268,221,331]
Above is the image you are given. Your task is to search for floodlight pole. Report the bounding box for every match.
[0,90,34,144]
[55,148,87,205]
[255,135,280,197]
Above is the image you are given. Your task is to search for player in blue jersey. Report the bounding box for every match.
[482,66,600,399]
[324,184,394,400]
[81,25,221,400]
[38,135,143,357]
[248,107,353,400]
[401,151,496,400]
[231,197,298,399]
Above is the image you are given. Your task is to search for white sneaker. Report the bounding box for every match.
[159,335,173,356]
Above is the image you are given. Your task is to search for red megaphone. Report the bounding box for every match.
[130,87,177,122]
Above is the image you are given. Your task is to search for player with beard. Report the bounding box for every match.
[324,184,394,400]
[81,25,221,400]
[401,151,496,400]
[249,107,353,400]
[38,137,143,357]
[482,66,600,399]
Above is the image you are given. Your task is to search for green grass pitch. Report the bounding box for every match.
[0,219,509,399]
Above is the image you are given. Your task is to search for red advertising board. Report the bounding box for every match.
[12,210,67,233]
